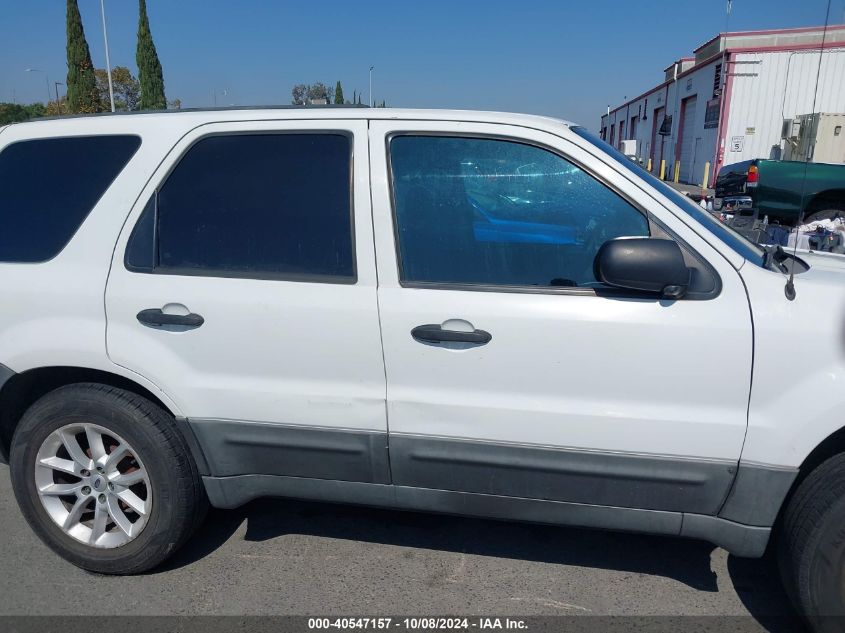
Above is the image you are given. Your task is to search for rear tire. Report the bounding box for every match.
[779,453,845,632]
[803,208,844,225]
[9,383,207,574]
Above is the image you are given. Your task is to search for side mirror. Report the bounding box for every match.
[594,238,691,299]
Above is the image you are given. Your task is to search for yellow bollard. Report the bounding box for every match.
[674,161,680,183]
[659,159,666,180]
[702,162,711,189]
[647,158,652,172]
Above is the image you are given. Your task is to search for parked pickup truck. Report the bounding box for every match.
[715,158,845,225]
[1,109,845,631]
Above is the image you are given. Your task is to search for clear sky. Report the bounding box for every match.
[1,0,843,129]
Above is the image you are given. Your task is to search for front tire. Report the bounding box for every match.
[10,383,207,574]
[779,453,845,632]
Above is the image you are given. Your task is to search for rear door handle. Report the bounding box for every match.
[411,324,492,345]
[137,308,204,328]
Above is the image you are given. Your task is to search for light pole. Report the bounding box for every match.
[54,82,65,113]
[100,0,115,112]
[25,68,52,104]
[212,89,228,107]
[369,66,374,107]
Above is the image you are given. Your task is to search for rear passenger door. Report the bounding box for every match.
[106,120,389,484]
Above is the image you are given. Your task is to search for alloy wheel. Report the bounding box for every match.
[33,423,152,548]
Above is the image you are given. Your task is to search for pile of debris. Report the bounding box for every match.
[688,193,844,253]
[786,217,845,253]
[709,197,844,254]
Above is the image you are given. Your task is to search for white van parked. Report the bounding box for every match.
[0,108,844,629]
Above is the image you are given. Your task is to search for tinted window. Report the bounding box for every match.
[390,136,649,288]
[150,133,354,280]
[0,135,140,262]
[124,196,155,270]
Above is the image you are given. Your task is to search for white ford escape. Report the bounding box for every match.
[1,108,844,627]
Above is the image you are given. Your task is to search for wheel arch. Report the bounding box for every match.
[806,189,845,216]
[796,425,845,488]
[770,424,845,535]
[0,365,187,465]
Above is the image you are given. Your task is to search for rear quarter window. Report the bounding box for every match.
[0,135,141,263]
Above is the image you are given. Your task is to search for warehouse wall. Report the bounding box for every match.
[722,47,845,165]
[601,58,722,186]
[665,58,722,186]
[601,88,666,166]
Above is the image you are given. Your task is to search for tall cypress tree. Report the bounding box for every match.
[66,0,100,113]
[136,0,166,109]
[334,81,344,105]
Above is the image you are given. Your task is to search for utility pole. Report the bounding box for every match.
[55,82,65,112]
[369,66,374,107]
[212,89,228,107]
[100,0,115,112]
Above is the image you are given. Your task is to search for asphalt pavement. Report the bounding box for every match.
[0,467,803,631]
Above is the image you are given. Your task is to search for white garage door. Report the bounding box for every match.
[678,96,698,183]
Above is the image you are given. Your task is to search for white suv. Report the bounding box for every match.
[1,108,844,628]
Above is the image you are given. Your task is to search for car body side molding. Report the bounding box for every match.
[188,418,391,484]
[0,363,16,464]
[389,434,736,515]
[718,462,799,526]
[201,473,770,557]
[178,418,799,544]
[0,363,15,395]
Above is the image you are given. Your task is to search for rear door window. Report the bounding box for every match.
[126,133,355,282]
[0,135,140,263]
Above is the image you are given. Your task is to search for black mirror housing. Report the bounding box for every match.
[594,238,691,299]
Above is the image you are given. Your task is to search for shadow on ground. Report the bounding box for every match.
[728,553,805,633]
[161,497,805,631]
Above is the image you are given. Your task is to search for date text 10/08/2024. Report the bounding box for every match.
[307,618,528,630]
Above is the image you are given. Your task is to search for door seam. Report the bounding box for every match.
[366,118,394,484]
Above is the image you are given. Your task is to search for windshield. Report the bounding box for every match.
[570,126,766,268]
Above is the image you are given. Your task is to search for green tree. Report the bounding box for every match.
[66,0,100,113]
[27,102,47,118]
[0,102,46,125]
[136,0,166,109]
[292,84,307,106]
[292,83,334,105]
[334,81,344,105]
[44,98,68,117]
[307,82,329,103]
[95,66,141,111]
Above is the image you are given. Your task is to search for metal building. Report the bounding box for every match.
[599,25,845,187]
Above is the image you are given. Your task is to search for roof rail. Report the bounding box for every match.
[26,103,372,123]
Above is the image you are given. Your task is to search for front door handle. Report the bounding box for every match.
[137,308,204,328]
[411,324,492,345]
